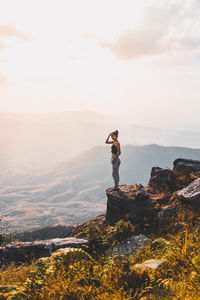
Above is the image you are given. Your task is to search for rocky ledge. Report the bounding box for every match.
[106,158,200,230]
[177,177,200,211]
[149,157,200,191]
[0,237,89,266]
[106,183,156,226]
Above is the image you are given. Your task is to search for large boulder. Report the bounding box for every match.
[148,167,174,190]
[105,234,151,257]
[148,158,200,192]
[173,158,200,173]
[106,184,156,226]
[177,177,200,210]
[0,237,89,265]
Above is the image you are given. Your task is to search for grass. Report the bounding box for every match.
[0,219,199,299]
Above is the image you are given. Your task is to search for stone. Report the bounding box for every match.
[157,205,178,219]
[148,158,200,193]
[106,184,156,226]
[177,177,200,209]
[134,258,165,270]
[105,234,151,257]
[173,158,200,173]
[0,237,89,265]
[148,167,173,190]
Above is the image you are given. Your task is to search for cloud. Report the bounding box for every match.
[99,0,200,60]
[68,55,87,60]
[101,28,170,60]
[0,41,9,51]
[0,24,32,42]
[0,72,10,86]
[84,32,98,40]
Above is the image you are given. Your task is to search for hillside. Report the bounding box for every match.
[1,144,200,233]
[0,157,200,299]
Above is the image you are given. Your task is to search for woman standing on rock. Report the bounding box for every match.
[105,130,121,191]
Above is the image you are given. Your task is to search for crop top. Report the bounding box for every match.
[111,143,118,154]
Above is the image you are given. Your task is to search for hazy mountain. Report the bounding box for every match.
[1,143,200,233]
[1,111,200,168]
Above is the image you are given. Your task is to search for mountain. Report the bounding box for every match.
[1,143,200,233]
[1,111,200,168]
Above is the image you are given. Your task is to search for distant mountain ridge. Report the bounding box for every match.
[1,111,200,168]
[1,143,200,233]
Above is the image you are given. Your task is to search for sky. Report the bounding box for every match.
[0,0,200,130]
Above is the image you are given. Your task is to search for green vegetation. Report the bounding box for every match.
[0,219,199,299]
[72,219,136,257]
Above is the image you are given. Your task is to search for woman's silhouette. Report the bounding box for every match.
[105,130,121,191]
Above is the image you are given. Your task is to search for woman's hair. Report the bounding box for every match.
[112,130,118,138]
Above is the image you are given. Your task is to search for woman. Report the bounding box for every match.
[105,130,121,191]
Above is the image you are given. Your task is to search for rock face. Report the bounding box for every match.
[148,167,173,190]
[106,158,200,232]
[148,158,200,192]
[0,237,89,265]
[177,177,200,210]
[106,184,156,226]
[173,158,200,173]
[105,234,151,257]
[157,205,178,219]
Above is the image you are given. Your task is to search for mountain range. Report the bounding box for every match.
[1,143,200,233]
[1,111,200,168]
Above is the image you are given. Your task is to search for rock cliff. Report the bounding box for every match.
[105,158,200,232]
[106,183,157,226]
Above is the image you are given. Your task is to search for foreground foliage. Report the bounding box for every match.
[0,219,200,299]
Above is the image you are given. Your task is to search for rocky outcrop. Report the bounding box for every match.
[106,183,156,226]
[157,205,178,219]
[106,158,200,233]
[148,167,173,190]
[148,158,200,192]
[0,237,89,265]
[177,177,200,210]
[105,234,151,257]
[173,158,200,173]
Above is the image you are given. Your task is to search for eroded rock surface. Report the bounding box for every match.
[177,177,200,210]
[106,184,156,226]
[105,234,151,257]
[148,167,173,190]
[173,158,200,173]
[0,237,89,265]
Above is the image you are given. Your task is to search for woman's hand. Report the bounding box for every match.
[105,132,113,144]
[111,158,115,164]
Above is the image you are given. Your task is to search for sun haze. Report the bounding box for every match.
[0,0,200,130]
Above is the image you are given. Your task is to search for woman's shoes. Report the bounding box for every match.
[112,186,120,191]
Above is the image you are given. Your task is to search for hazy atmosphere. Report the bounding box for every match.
[1,2,200,298]
[1,0,200,231]
[0,0,200,130]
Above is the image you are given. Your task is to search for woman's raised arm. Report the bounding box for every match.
[105,133,113,144]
